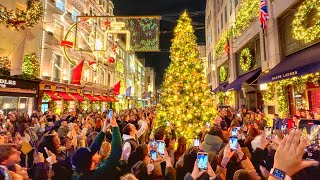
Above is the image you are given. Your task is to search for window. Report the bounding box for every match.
[41,101,49,113]
[53,54,62,81]
[53,22,64,40]
[72,9,79,22]
[107,73,111,86]
[56,0,65,12]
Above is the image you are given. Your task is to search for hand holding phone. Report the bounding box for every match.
[197,152,208,170]
[229,137,238,151]
[194,139,200,147]
[107,109,113,120]
[150,150,157,161]
[231,128,239,136]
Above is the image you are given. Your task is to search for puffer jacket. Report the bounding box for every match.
[202,134,226,154]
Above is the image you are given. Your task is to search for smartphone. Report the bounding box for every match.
[281,124,287,131]
[150,139,156,147]
[157,140,165,155]
[194,139,200,147]
[229,136,238,150]
[231,128,239,136]
[264,127,272,139]
[197,152,208,170]
[107,109,113,120]
[299,120,320,160]
[206,122,210,128]
[150,150,157,161]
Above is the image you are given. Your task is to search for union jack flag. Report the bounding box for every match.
[260,0,269,30]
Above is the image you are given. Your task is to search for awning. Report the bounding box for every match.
[84,94,98,101]
[104,96,113,102]
[70,93,84,102]
[56,92,74,101]
[258,44,320,84]
[44,91,61,100]
[212,82,228,93]
[111,97,119,102]
[225,68,261,91]
[95,96,106,102]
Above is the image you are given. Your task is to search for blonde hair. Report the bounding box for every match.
[99,141,111,160]
[120,173,138,180]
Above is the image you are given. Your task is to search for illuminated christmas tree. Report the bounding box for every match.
[22,52,40,79]
[156,11,217,140]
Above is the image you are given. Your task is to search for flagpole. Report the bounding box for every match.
[262,28,267,62]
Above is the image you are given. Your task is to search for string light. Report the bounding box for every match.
[240,48,253,72]
[156,11,217,141]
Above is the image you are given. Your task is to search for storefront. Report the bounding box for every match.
[0,76,40,115]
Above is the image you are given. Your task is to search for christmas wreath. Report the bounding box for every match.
[240,48,253,72]
[219,65,228,82]
[0,0,43,30]
[292,0,320,42]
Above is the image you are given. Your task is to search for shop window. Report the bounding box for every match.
[41,101,49,113]
[52,54,62,82]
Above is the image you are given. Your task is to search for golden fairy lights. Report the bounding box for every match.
[292,0,320,42]
[157,11,217,140]
[239,48,253,72]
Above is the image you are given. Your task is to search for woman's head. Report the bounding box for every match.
[176,136,187,153]
[183,146,199,173]
[128,144,149,168]
[37,134,60,157]
[208,126,223,138]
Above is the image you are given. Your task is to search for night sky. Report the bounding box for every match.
[112,0,206,88]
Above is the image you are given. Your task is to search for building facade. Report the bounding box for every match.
[206,0,320,117]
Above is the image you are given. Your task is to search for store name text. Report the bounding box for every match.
[272,71,298,81]
[0,79,16,88]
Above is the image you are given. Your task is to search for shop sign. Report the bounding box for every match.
[0,79,16,88]
[271,71,298,81]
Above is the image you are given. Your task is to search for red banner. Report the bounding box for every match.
[71,60,84,84]
[114,81,121,95]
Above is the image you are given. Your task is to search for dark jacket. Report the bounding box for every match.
[72,127,122,180]
[202,134,226,154]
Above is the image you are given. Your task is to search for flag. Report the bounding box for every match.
[260,0,269,30]
[71,60,84,84]
[10,33,27,76]
[126,86,131,97]
[60,40,73,48]
[114,81,121,95]
[224,38,230,57]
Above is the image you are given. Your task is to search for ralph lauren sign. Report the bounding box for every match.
[271,71,298,81]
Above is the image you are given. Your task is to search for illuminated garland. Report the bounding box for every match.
[227,91,234,105]
[0,0,43,30]
[42,93,51,101]
[240,48,253,72]
[219,65,228,82]
[216,91,226,105]
[214,30,231,57]
[273,72,320,115]
[233,0,259,37]
[292,0,320,42]
[262,83,274,102]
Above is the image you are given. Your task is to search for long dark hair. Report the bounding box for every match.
[128,144,148,168]
[37,135,58,158]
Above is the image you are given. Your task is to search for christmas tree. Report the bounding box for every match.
[156,11,217,141]
[22,52,40,79]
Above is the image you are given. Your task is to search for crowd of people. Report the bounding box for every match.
[0,106,319,180]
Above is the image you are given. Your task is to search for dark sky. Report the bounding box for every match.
[112,0,206,88]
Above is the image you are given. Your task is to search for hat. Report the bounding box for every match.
[72,141,100,173]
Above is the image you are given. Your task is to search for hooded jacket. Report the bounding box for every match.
[202,134,226,154]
